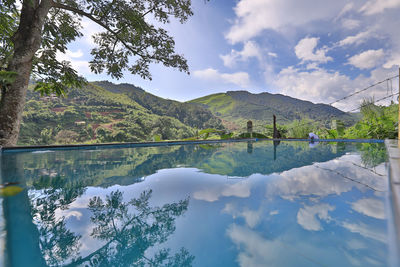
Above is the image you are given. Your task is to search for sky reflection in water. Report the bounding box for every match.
[0,141,390,266]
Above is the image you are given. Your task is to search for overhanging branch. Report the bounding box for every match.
[51,1,146,58]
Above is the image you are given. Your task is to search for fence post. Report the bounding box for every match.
[273,115,281,139]
[247,120,253,138]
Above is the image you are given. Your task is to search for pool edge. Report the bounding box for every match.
[1,138,384,153]
[385,139,400,265]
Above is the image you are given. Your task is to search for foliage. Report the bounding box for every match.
[286,119,316,138]
[1,0,193,97]
[94,81,224,130]
[344,101,397,139]
[264,124,288,138]
[189,90,357,131]
[71,190,193,266]
[55,130,79,144]
[237,132,268,139]
[357,143,387,167]
[19,83,197,145]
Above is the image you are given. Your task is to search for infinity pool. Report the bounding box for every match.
[0,140,394,266]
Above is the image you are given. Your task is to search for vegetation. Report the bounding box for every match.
[18,79,398,145]
[0,0,195,146]
[93,81,224,130]
[189,90,358,132]
[19,83,204,145]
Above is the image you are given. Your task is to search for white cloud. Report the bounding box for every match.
[341,19,361,30]
[193,68,251,88]
[273,64,396,111]
[268,52,278,58]
[220,41,262,68]
[226,224,286,266]
[223,203,262,228]
[347,49,385,69]
[56,209,83,220]
[383,53,400,68]
[225,0,350,43]
[297,204,335,231]
[56,49,91,75]
[338,31,373,47]
[274,66,353,106]
[193,179,252,202]
[351,198,385,219]
[341,221,386,243]
[336,3,355,19]
[266,154,387,200]
[360,0,400,15]
[80,18,103,46]
[295,37,332,63]
[66,49,84,58]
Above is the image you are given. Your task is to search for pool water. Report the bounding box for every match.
[0,141,393,266]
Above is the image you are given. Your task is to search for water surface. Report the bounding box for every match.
[0,141,390,266]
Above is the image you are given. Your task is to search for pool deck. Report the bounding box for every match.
[386,140,400,251]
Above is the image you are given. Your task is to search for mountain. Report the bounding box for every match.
[19,83,222,145]
[188,90,358,130]
[92,81,224,130]
[19,81,360,146]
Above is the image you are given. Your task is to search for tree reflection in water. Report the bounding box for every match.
[32,186,84,266]
[62,190,193,267]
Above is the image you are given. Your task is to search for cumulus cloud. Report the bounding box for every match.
[273,64,396,111]
[193,68,251,88]
[347,49,385,69]
[274,66,353,106]
[225,0,349,43]
[266,154,387,200]
[294,37,332,63]
[297,204,335,231]
[351,198,385,219]
[220,41,262,68]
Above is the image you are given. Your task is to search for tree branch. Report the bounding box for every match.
[51,2,155,60]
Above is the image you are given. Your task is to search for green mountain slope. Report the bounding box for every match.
[92,81,224,130]
[19,83,198,145]
[189,90,358,130]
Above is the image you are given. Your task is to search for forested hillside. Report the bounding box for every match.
[189,91,358,131]
[18,81,372,146]
[93,81,224,130]
[19,83,223,145]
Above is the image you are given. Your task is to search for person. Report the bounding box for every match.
[308,132,319,141]
[308,132,319,148]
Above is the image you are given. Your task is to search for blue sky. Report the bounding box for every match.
[60,0,400,111]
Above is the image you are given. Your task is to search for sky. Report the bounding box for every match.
[60,0,400,112]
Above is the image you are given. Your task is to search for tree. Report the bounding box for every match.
[0,0,193,146]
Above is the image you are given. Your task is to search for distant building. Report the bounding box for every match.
[40,93,58,102]
[74,121,86,126]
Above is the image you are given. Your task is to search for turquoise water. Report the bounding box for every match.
[0,141,392,266]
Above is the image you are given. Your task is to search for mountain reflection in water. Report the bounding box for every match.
[0,141,390,266]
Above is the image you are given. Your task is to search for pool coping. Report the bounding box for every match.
[0,138,384,153]
[385,140,400,250]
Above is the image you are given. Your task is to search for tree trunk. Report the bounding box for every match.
[0,0,52,146]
